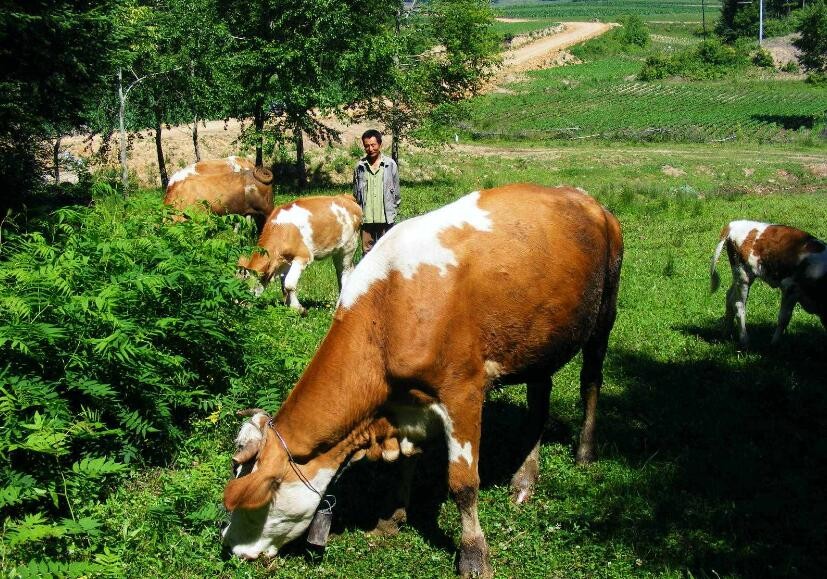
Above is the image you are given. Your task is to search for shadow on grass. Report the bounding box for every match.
[592,323,827,577]
[293,320,825,576]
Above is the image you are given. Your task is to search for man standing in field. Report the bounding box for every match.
[352,129,400,254]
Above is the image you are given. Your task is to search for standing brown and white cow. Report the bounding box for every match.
[237,195,362,313]
[221,184,623,577]
[163,156,273,223]
[711,219,827,347]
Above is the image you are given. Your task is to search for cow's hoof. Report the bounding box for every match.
[510,464,538,504]
[366,507,406,537]
[458,537,492,579]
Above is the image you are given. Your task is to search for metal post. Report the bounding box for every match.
[759,0,764,44]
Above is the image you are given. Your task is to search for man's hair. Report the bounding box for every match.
[361,129,383,144]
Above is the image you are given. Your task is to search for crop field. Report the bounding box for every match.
[494,0,723,23]
[460,23,827,145]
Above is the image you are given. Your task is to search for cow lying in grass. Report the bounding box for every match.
[237,195,362,314]
[221,184,623,577]
[163,157,273,225]
[711,219,827,347]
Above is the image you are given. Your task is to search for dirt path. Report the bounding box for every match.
[66,21,616,184]
[500,21,615,73]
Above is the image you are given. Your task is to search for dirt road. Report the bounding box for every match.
[66,21,615,185]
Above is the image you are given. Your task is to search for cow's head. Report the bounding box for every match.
[221,410,338,559]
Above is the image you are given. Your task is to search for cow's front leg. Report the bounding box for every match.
[434,395,491,579]
[282,259,308,314]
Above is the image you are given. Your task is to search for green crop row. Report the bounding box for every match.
[460,55,826,145]
[494,0,724,22]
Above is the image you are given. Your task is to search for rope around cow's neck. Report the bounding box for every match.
[269,419,352,515]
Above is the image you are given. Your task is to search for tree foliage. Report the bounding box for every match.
[794,0,827,74]
[0,0,120,211]
[0,191,256,569]
[358,0,500,159]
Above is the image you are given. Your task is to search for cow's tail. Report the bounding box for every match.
[710,226,729,293]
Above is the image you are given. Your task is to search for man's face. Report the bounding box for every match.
[362,137,381,162]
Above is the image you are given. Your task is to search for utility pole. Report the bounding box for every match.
[702,0,707,37]
[759,0,764,44]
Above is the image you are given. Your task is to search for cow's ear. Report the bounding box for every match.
[237,255,250,269]
[224,472,278,511]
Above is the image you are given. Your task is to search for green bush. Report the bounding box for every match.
[752,47,775,68]
[0,189,255,569]
[639,38,750,80]
[616,14,649,48]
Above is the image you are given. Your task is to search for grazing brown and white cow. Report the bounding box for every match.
[163,156,273,222]
[710,219,827,347]
[237,195,362,313]
[221,184,623,577]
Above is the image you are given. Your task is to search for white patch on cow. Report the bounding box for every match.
[222,467,335,559]
[339,191,492,309]
[484,360,504,380]
[227,156,244,172]
[274,204,316,257]
[431,404,473,468]
[330,202,358,250]
[167,164,198,186]
[728,220,769,272]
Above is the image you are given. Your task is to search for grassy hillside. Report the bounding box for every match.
[459,22,825,145]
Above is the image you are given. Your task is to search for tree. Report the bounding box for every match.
[357,0,499,163]
[794,0,827,73]
[0,1,119,212]
[218,0,392,187]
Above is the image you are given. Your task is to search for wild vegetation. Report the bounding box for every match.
[2,1,826,577]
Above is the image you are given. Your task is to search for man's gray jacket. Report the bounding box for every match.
[353,154,401,223]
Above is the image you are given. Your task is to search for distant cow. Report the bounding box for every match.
[711,220,827,347]
[237,195,362,314]
[221,184,623,577]
[163,157,273,223]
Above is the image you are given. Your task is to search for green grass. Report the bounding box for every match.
[492,18,561,40]
[494,0,723,23]
[458,29,827,145]
[23,142,822,578]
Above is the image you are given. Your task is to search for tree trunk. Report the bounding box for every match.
[53,137,61,184]
[154,107,168,190]
[193,115,201,162]
[294,127,306,190]
[118,68,129,195]
[254,101,264,166]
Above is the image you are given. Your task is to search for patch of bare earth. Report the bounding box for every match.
[662,165,686,177]
[65,21,616,186]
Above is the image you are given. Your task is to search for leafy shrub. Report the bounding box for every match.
[639,38,750,80]
[752,47,775,68]
[616,14,649,48]
[781,60,800,73]
[571,14,649,60]
[0,189,255,569]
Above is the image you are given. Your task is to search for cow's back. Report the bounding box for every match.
[339,184,622,383]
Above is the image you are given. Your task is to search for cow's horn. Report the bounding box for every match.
[232,439,262,465]
[237,408,268,417]
[253,167,273,185]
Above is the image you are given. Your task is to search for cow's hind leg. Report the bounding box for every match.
[576,279,618,465]
[772,281,799,345]
[511,378,551,504]
[435,389,492,579]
